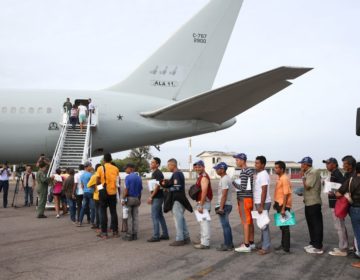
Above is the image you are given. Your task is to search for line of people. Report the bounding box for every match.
[4,152,360,269]
[63,98,95,132]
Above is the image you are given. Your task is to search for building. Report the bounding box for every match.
[196,151,302,179]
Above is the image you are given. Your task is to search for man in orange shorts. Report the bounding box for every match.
[232,153,255,253]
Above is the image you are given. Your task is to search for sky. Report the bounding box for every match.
[0,0,359,169]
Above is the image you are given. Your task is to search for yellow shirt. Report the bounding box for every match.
[96,163,119,195]
[87,174,99,201]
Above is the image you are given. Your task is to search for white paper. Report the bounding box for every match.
[323,181,342,193]
[246,177,252,191]
[195,209,211,222]
[251,210,270,230]
[97,184,104,191]
[147,180,159,192]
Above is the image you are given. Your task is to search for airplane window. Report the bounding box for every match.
[10,107,16,114]
[37,107,43,114]
[46,107,52,114]
[1,107,7,113]
[20,107,26,114]
[29,107,34,114]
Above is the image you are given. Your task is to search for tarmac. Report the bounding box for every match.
[0,180,359,280]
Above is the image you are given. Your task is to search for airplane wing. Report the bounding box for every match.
[140,66,313,124]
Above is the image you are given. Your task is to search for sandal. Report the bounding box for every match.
[257,249,270,255]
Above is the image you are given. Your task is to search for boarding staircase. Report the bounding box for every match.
[47,109,98,176]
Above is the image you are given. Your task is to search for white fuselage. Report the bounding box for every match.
[0,89,236,163]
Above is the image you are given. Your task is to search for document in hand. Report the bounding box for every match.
[195,209,211,222]
[251,210,270,230]
[148,179,159,192]
[274,211,297,227]
[323,181,342,193]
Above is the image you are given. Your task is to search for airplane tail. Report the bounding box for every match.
[107,0,244,101]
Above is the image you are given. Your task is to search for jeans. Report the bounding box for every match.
[76,194,89,222]
[172,201,190,241]
[94,199,101,228]
[0,180,9,208]
[305,204,323,249]
[24,186,34,205]
[349,206,360,252]
[218,205,233,247]
[67,198,77,222]
[331,208,349,250]
[79,192,95,224]
[127,197,140,235]
[100,194,118,234]
[151,197,169,239]
[255,202,271,250]
[197,201,211,246]
[274,202,290,251]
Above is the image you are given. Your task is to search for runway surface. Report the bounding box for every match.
[0,180,359,280]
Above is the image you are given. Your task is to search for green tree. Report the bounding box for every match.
[128,146,152,174]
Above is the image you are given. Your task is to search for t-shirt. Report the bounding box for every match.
[70,108,78,117]
[151,169,164,199]
[254,170,271,204]
[78,105,87,116]
[303,167,322,206]
[74,170,85,195]
[81,171,93,194]
[274,174,292,208]
[0,168,11,181]
[96,163,120,196]
[328,169,345,208]
[88,102,95,111]
[217,175,232,206]
[125,173,143,197]
[233,167,254,199]
[170,171,185,191]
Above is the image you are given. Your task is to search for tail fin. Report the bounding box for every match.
[108,0,244,101]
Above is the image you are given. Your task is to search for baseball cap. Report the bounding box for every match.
[84,161,92,168]
[213,162,228,171]
[193,160,205,167]
[322,157,338,165]
[298,157,313,165]
[233,153,247,161]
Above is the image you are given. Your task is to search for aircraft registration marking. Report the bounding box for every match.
[193,33,207,44]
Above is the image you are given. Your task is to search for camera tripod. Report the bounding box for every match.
[11,174,23,208]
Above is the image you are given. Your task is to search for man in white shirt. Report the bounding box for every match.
[77,103,88,132]
[254,155,272,255]
[22,165,36,206]
[88,98,95,125]
[0,162,12,208]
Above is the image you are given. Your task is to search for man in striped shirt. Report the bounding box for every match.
[232,153,255,253]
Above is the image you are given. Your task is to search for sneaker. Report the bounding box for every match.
[305,247,324,254]
[216,244,233,251]
[184,237,191,244]
[56,214,60,219]
[193,244,210,249]
[169,240,185,246]
[160,235,170,240]
[37,214,47,218]
[147,237,160,242]
[328,250,347,257]
[304,245,314,251]
[122,234,133,241]
[250,243,256,250]
[235,244,251,253]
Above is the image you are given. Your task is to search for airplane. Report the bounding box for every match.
[0,0,312,163]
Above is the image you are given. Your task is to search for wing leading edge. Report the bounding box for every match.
[140,66,313,124]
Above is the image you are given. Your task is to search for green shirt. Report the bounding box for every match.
[303,167,322,206]
[36,169,51,191]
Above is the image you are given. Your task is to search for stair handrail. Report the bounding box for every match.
[82,114,92,163]
[48,111,69,176]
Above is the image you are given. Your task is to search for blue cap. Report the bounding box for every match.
[298,157,313,165]
[213,162,228,171]
[193,160,205,167]
[233,153,247,161]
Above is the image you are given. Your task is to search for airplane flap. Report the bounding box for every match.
[140,66,313,124]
